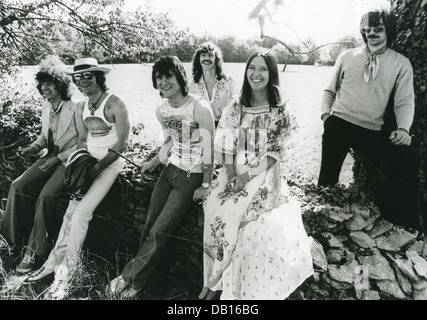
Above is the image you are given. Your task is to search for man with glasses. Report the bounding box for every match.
[318,10,423,233]
[26,57,131,299]
[189,42,238,128]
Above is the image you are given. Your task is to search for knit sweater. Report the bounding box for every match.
[320,45,415,131]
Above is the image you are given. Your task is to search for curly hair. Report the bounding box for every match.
[35,55,72,101]
[360,9,397,47]
[191,42,226,83]
[152,55,188,98]
[240,50,282,109]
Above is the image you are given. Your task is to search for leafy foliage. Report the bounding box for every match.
[0,0,179,68]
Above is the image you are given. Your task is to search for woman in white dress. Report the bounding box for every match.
[199,50,313,300]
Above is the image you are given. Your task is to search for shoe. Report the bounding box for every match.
[108,275,127,295]
[26,265,53,282]
[120,286,141,299]
[45,278,70,300]
[16,254,35,274]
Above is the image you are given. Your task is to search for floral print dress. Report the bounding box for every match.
[202,97,313,300]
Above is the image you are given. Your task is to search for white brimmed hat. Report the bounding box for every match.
[66,57,111,75]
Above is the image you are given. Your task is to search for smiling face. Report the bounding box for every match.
[73,72,98,95]
[200,51,216,71]
[246,56,270,92]
[40,81,60,101]
[155,71,183,100]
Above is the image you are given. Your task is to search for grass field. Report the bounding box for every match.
[19,62,354,186]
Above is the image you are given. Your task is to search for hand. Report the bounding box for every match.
[231,172,250,193]
[389,129,411,146]
[39,157,60,172]
[17,146,37,158]
[132,160,158,183]
[87,163,102,180]
[321,113,330,123]
[193,186,208,203]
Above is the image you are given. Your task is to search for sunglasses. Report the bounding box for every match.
[362,26,385,34]
[73,72,95,83]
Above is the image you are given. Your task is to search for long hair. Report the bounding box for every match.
[152,55,188,97]
[35,55,71,101]
[360,9,397,47]
[191,42,225,83]
[93,71,109,92]
[240,50,282,109]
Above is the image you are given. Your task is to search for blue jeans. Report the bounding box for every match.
[121,164,203,289]
[43,157,123,277]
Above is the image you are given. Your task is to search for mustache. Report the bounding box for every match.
[367,35,380,39]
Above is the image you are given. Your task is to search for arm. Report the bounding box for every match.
[56,103,79,163]
[89,96,131,179]
[133,107,171,182]
[20,102,49,158]
[320,52,345,122]
[231,156,276,192]
[193,99,215,201]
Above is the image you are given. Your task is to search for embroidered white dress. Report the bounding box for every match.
[202,97,313,300]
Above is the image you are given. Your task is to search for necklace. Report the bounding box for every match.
[51,100,63,113]
[89,92,103,115]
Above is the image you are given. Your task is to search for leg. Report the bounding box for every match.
[318,116,351,186]
[138,167,173,246]
[357,132,421,230]
[44,160,121,276]
[121,165,202,289]
[25,163,69,258]
[0,158,55,246]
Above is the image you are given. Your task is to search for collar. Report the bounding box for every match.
[51,101,64,114]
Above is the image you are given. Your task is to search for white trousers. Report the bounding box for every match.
[43,158,123,280]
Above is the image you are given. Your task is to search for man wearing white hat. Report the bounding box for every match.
[318,10,422,233]
[26,57,131,299]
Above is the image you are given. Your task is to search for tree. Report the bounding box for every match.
[0,0,178,69]
[247,0,355,63]
[323,36,362,65]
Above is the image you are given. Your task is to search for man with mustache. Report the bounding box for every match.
[189,42,238,128]
[318,10,423,234]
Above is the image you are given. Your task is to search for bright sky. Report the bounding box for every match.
[125,0,391,44]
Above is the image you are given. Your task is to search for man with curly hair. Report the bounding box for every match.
[0,55,80,274]
[189,42,238,128]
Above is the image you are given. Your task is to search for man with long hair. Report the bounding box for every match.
[0,55,79,275]
[318,9,422,233]
[189,42,238,128]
